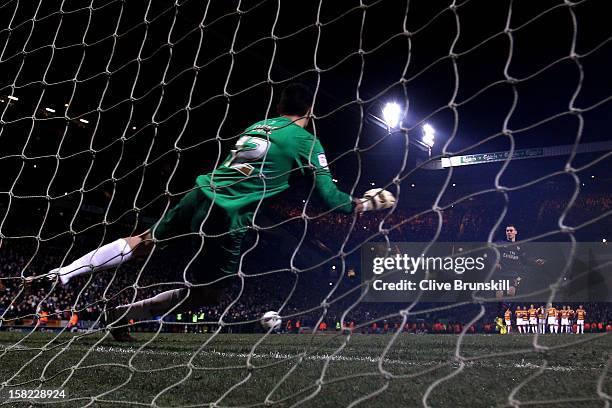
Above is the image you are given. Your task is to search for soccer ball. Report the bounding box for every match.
[363,188,396,210]
[260,311,281,330]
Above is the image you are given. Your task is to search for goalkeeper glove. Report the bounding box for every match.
[357,188,396,212]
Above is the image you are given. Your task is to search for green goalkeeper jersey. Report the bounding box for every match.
[195,116,354,225]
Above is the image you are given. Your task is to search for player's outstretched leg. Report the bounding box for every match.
[106,286,218,341]
[24,230,154,292]
[115,288,188,322]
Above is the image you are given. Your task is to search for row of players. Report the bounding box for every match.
[504,305,587,334]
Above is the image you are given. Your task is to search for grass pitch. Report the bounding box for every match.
[0,331,609,407]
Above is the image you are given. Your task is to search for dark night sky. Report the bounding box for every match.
[0,0,610,239]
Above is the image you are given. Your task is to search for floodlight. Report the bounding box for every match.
[382,102,401,128]
[422,123,435,147]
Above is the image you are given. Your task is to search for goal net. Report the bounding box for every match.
[0,0,611,406]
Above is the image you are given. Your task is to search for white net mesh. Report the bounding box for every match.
[0,0,611,406]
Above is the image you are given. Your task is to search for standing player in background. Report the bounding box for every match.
[561,306,570,334]
[495,225,546,299]
[24,84,395,341]
[528,304,538,334]
[568,305,575,333]
[522,306,530,334]
[516,306,525,334]
[504,307,513,333]
[537,304,547,334]
[547,303,558,334]
[576,305,586,334]
[495,226,524,299]
[564,306,570,333]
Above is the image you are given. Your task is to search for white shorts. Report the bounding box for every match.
[547,317,557,325]
[538,318,546,324]
[516,318,523,326]
[529,318,537,325]
[561,318,569,325]
[505,319,511,326]
[577,319,584,326]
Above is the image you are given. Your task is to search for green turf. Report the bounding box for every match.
[0,331,609,407]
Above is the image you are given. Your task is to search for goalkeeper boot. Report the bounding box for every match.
[22,273,59,295]
[104,308,136,342]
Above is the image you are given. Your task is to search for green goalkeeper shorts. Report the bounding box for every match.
[152,187,249,278]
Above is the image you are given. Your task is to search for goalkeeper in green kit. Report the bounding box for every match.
[24,84,395,341]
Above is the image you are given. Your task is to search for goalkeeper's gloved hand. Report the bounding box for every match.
[355,188,396,212]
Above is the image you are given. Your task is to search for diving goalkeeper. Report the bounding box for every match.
[25,84,394,341]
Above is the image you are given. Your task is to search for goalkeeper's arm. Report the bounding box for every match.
[301,137,395,213]
[313,167,356,213]
[313,169,396,214]
[298,136,355,213]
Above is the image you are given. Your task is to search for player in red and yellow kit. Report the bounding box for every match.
[575,305,586,334]
[528,304,538,334]
[537,305,546,334]
[515,306,524,333]
[547,304,558,334]
[504,308,513,333]
[560,306,570,334]
[520,306,529,334]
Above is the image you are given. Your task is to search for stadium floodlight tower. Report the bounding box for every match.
[368,101,434,157]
